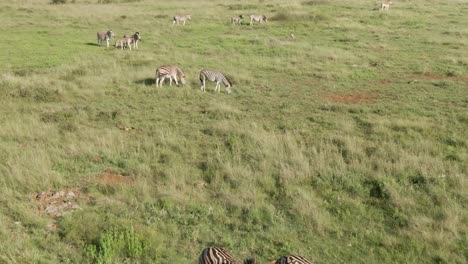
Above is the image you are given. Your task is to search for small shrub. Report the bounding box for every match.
[302,0,329,5]
[50,0,67,4]
[85,225,145,264]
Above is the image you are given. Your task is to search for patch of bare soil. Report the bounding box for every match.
[34,188,93,218]
[418,73,468,82]
[97,168,134,185]
[369,79,392,85]
[325,92,380,104]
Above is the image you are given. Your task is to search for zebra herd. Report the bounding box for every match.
[96,14,261,94]
[199,247,312,264]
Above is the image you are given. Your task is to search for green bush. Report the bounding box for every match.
[85,225,145,264]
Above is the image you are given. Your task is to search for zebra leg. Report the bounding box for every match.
[169,77,173,86]
[160,76,165,87]
[156,77,159,87]
[201,78,205,92]
[173,75,179,86]
[106,39,109,48]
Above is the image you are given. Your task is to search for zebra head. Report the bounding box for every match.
[263,15,268,22]
[186,15,192,20]
[180,75,186,85]
[134,32,141,41]
[239,15,243,19]
[107,30,114,38]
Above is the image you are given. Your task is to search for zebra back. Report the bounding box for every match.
[199,247,239,264]
[274,255,312,264]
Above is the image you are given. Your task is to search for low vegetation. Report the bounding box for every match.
[0,0,467,263]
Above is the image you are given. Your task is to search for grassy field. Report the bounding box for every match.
[0,0,467,263]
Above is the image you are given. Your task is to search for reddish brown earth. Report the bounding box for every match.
[369,79,392,85]
[97,168,134,185]
[325,92,380,104]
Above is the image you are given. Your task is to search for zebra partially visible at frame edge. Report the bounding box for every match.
[199,247,254,264]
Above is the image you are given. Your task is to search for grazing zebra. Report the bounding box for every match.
[231,15,243,25]
[97,30,115,48]
[380,0,392,11]
[273,255,313,264]
[155,65,186,87]
[249,15,267,25]
[199,69,232,94]
[173,15,192,25]
[199,247,255,264]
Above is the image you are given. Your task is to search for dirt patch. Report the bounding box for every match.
[418,73,468,82]
[325,92,380,104]
[34,188,93,218]
[369,79,392,85]
[97,168,134,185]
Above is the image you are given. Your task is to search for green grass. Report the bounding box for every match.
[0,0,467,263]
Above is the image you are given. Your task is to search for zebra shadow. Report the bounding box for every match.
[85,42,99,46]
[135,78,156,86]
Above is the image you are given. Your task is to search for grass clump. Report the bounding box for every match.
[85,225,146,264]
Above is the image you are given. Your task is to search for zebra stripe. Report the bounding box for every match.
[199,247,254,264]
[173,15,192,25]
[249,15,267,25]
[274,255,312,264]
[199,69,232,94]
[155,65,186,87]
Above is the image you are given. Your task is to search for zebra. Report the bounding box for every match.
[249,15,267,25]
[380,0,393,11]
[129,32,141,49]
[155,65,186,87]
[173,15,191,25]
[115,32,141,50]
[272,255,313,264]
[199,247,255,264]
[97,30,115,48]
[231,15,243,25]
[199,69,232,94]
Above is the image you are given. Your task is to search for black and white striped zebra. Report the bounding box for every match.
[173,15,192,25]
[199,247,254,264]
[115,32,141,50]
[155,65,186,87]
[97,30,115,48]
[273,255,312,264]
[249,15,267,25]
[199,69,232,94]
[231,15,243,25]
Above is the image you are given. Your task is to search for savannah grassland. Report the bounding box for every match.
[0,0,467,263]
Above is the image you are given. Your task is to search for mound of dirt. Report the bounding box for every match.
[34,188,93,218]
[97,169,134,185]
